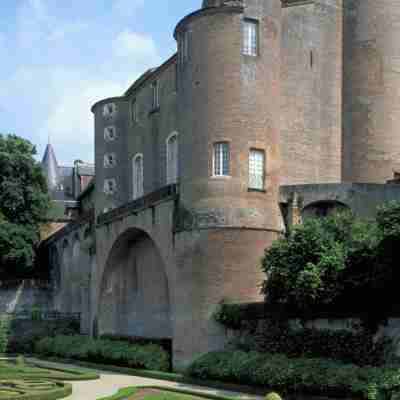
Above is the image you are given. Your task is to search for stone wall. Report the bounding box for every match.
[0,280,53,314]
[228,317,400,359]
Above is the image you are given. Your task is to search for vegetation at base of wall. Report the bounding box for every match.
[187,350,400,400]
[99,334,172,368]
[35,335,170,372]
[261,203,400,329]
[0,134,50,279]
[0,317,12,355]
[0,315,79,355]
[213,309,392,366]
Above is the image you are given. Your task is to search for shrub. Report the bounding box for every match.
[35,335,170,371]
[265,392,282,400]
[187,350,400,400]
[0,316,11,353]
[252,319,390,366]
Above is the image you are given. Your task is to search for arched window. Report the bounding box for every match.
[166,132,179,184]
[132,153,144,200]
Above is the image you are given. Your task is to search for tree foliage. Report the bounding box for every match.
[261,204,400,323]
[0,134,50,277]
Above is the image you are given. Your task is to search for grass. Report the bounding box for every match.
[97,386,242,400]
[35,356,266,396]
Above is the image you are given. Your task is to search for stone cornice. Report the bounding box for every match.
[282,0,314,7]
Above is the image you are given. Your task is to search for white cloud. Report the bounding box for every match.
[43,78,127,163]
[2,1,163,165]
[112,30,159,62]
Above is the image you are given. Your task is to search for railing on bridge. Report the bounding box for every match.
[2,310,81,321]
[97,184,179,226]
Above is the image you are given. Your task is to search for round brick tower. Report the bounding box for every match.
[172,0,283,367]
[343,0,400,183]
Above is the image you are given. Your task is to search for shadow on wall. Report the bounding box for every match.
[98,228,172,340]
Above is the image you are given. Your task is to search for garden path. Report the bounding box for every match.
[28,358,263,400]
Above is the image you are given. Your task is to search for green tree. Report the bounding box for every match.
[261,212,381,314]
[0,134,50,277]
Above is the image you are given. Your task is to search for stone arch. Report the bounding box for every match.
[302,200,350,219]
[98,227,172,339]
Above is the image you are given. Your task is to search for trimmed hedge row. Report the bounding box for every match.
[0,381,72,400]
[187,350,400,400]
[35,335,170,372]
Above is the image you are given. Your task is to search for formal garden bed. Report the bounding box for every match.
[0,356,98,400]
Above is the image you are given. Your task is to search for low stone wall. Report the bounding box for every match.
[228,317,400,359]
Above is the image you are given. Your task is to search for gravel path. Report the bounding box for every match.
[28,358,263,400]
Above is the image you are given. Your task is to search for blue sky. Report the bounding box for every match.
[0,0,199,165]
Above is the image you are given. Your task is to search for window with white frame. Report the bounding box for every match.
[213,142,230,176]
[166,133,179,184]
[102,102,117,119]
[132,154,144,200]
[249,149,265,190]
[104,153,117,168]
[151,80,159,109]
[243,19,259,57]
[104,178,117,195]
[104,126,117,142]
[131,98,137,123]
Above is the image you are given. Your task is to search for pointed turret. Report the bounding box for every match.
[41,142,59,191]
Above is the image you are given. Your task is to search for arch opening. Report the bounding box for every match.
[99,228,172,339]
[302,200,350,219]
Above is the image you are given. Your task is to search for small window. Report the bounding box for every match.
[131,98,137,123]
[249,149,265,190]
[179,31,190,65]
[104,153,117,168]
[102,102,117,118]
[243,19,258,57]
[133,154,144,200]
[213,142,230,176]
[104,178,117,195]
[166,133,179,184]
[151,81,159,110]
[104,126,117,142]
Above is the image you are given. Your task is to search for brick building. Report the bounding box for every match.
[41,0,400,368]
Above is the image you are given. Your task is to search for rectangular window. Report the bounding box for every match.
[249,149,265,190]
[131,98,137,123]
[243,19,258,57]
[152,81,159,109]
[213,142,230,176]
[133,155,144,200]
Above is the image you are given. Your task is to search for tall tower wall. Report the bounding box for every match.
[172,0,283,365]
[343,0,400,183]
[280,0,343,185]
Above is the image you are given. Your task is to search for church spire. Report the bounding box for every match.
[41,140,59,191]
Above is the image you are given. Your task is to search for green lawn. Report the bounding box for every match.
[98,387,239,400]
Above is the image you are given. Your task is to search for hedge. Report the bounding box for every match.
[187,350,400,400]
[251,320,390,366]
[0,381,72,400]
[0,316,11,354]
[35,335,170,372]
